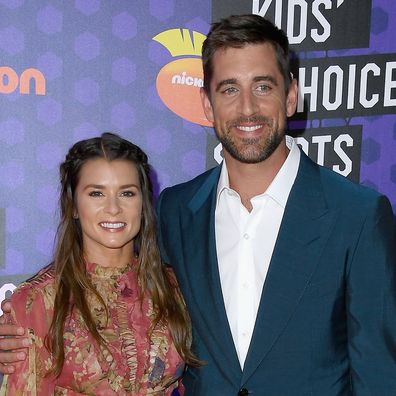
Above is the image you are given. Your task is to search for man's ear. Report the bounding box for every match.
[286,78,298,117]
[200,87,214,123]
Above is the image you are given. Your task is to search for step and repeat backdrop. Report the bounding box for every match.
[0,0,395,304]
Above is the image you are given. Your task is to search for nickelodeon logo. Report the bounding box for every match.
[0,66,46,95]
[153,29,211,127]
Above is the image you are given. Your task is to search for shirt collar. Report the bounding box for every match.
[216,135,300,208]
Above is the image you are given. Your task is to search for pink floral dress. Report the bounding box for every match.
[0,261,185,395]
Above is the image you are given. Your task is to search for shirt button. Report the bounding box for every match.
[243,233,249,239]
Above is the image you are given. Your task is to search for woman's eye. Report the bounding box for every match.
[88,191,103,197]
[120,190,135,197]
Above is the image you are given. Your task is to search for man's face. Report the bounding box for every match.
[201,43,297,164]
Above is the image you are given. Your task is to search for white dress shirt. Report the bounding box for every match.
[215,136,301,368]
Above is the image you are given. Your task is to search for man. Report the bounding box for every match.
[1,15,396,395]
[156,15,396,395]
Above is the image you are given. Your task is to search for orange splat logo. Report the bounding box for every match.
[153,28,212,127]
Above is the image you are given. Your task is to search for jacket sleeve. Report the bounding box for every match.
[347,194,396,394]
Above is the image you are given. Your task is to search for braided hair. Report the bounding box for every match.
[47,132,199,376]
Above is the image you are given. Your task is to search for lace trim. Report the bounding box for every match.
[118,300,138,385]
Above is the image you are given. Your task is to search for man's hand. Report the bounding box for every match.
[0,300,28,374]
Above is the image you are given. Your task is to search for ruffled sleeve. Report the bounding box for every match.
[0,273,57,396]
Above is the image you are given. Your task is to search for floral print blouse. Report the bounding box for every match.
[0,260,185,395]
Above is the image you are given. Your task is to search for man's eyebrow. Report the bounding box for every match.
[215,79,237,92]
[253,75,278,86]
[215,76,278,92]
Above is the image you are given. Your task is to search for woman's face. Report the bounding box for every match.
[74,158,143,265]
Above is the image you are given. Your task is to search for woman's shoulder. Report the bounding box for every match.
[7,265,56,328]
[14,264,56,292]
[11,265,56,307]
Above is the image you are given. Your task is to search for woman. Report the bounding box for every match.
[0,133,198,395]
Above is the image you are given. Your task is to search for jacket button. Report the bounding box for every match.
[238,389,249,396]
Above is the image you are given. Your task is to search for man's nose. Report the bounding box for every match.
[238,90,259,116]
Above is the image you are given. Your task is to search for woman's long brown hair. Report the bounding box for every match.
[46,132,200,376]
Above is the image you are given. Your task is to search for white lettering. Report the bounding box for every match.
[311,0,331,43]
[347,64,356,109]
[323,65,343,111]
[287,0,308,44]
[333,134,353,176]
[172,74,181,84]
[296,61,396,114]
[384,61,396,107]
[252,0,346,44]
[360,63,380,108]
[252,0,283,28]
[171,73,203,87]
[294,133,354,178]
[298,66,319,112]
[312,134,332,165]
[294,136,309,155]
[214,143,223,164]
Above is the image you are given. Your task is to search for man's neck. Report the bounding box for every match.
[224,144,288,211]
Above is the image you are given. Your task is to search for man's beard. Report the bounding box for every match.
[217,116,284,164]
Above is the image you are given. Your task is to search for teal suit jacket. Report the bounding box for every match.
[157,152,396,395]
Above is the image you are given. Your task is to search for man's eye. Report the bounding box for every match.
[222,87,238,95]
[256,84,271,93]
[88,191,103,197]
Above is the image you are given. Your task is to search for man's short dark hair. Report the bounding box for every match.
[202,14,292,94]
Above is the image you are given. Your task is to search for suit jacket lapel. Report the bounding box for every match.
[182,167,242,383]
[242,154,338,383]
